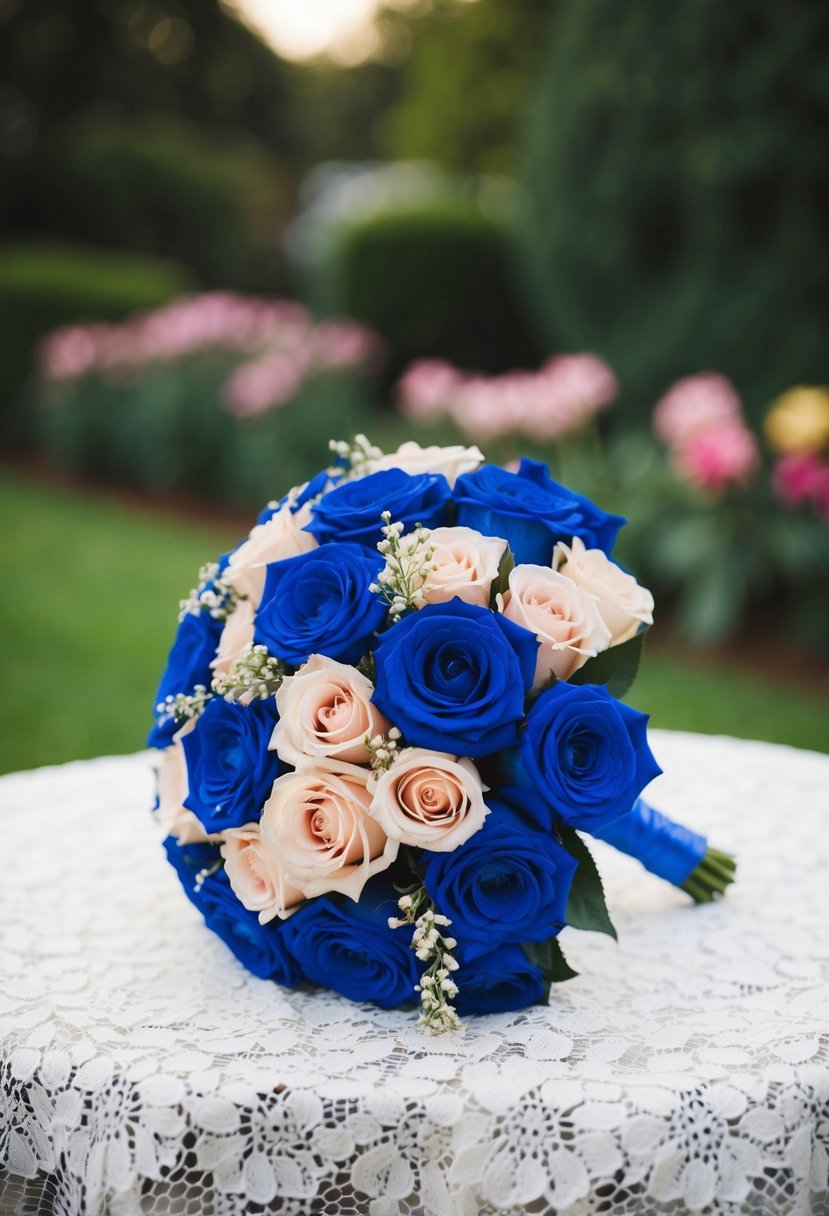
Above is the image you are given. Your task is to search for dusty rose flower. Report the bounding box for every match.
[368,749,488,851]
[224,497,317,606]
[500,565,611,686]
[396,359,464,419]
[211,599,256,678]
[272,655,390,768]
[221,823,304,923]
[419,526,507,609]
[653,373,742,448]
[260,768,397,902]
[672,417,760,491]
[554,536,654,645]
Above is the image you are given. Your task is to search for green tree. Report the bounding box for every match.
[381,0,550,175]
[519,0,829,416]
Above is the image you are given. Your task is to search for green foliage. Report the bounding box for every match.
[381,0,551,175]
[569,632,645,699]
[559,826,618,940]
[54,115,292,291]
[522,937,578,1001]
[2,469,828,775]
[519,0,829,419]
[330,203,541,377]
[0,242,191,447]
[37,361,383,510]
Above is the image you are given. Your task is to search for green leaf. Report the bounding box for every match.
[568,630,644,700]
[490,546,515,607]
[522,937,578,1002]
[559,825,618,940]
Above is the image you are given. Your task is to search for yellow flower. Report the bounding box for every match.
[764,386,829,455]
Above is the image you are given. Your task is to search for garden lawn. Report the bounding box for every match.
[1,468,827,776]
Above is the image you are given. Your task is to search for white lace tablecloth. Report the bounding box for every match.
[1,731,828,1216]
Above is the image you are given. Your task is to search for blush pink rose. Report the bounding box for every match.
[210,598,255,679]
[221,824,304,923]
[554,536,654,645]
[272,655,390,768]
[368,749,489,851]
[500,565,611,686]
[260,768,398,903]
[368,440,483,487]
[224,496,317,606]
[421,526,507,608]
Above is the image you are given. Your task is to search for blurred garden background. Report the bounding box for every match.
[1,0,828,773]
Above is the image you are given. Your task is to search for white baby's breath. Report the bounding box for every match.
[389,887,463,1034]
[372,512,435,622]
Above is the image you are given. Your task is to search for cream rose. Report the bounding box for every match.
[210,598,255,678]
[224,498,317,606]
[369,441,483,487]
[221,823,304,923]
[155,725,213,844]
[500,565,611,686]
[554,536,654,645]
[260,768,397,902]
[420,527,507,609]
[368,749,489,851]
[271,655,390,768]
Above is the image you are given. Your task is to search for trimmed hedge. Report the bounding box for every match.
[54,116,292,293]
[0,242,192,447]
[329,203,542,378]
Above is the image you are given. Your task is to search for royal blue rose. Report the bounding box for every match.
[253,543,386,666]
[281,881,420,1009]
[188,862,300,985]
[518,681,662,833]
[454,943,546,1015]
[453,458,625,566]
[255,468,333,525]
[147,610,224,748]
[422,797,577,959]
[182,697,281,833]
[305,468,451,548]
[162,834,221,906]
[372,599,538,757]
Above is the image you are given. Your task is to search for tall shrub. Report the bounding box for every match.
[518,0,829,418]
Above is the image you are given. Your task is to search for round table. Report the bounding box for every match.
[1,731,827,1216]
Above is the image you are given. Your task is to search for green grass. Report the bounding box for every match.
[1,468,827,775]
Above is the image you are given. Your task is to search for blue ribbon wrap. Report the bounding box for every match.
[592,798,707,885]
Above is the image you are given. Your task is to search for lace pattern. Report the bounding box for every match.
[1,731,827,1215]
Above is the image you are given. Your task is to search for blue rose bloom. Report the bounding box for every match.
[162,846,301,987]
[253,543,386,666]
[256,468,333,525]
[422,797,577,960]
[305,468,451,548]
[453,458,626,566]
[281,882,420,1009]
[372,599,537,757]
[519,681,662,833]
[162,834,222,907]
[147,611,224,749]
[454,943,546,1016]
[182,696,281,833]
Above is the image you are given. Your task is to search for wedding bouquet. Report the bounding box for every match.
[149,436,735,1030]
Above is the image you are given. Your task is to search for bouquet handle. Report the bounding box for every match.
[592,798,736,903]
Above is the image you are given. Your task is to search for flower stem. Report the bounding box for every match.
[680,846,737,903]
